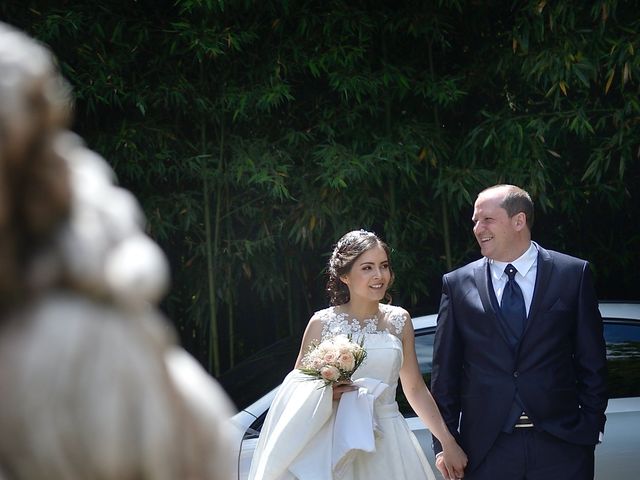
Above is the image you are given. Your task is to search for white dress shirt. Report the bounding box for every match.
[489,242,538,316]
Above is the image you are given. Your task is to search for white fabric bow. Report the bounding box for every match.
[332,378,389,478]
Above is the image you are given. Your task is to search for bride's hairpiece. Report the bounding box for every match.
[335,229,374,250]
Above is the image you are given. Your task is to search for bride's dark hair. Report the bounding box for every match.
[326,230,394,306]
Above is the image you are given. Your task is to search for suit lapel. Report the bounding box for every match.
[474,260,511,346]
[474,260,494,315]
[523,243,553,337]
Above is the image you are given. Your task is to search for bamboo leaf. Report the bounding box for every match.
[559,81,568,95]
[605,68,615,94]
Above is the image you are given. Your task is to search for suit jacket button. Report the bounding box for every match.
[513,371,519,378]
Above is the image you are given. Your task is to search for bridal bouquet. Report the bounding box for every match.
[299,334,367,387]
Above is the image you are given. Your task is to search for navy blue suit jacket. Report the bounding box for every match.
[431,244,607,472]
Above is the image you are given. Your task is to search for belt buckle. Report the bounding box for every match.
[514,413,534,428]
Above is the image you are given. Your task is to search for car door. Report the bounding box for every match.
[594,317,640,477]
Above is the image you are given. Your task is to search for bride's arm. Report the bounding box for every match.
[398,310,467,479]
[294,314,355,401]
[294,315,323,368]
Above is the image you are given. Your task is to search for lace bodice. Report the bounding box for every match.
[315,304,408,341]
[313,303,409,407]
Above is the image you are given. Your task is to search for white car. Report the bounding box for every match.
[230,302,640,479]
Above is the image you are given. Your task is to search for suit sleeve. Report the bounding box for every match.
[431,274,463,454]
[574,262,608,436]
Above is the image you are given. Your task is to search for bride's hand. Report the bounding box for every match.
[331,380,356,401]
[438,439,468,479]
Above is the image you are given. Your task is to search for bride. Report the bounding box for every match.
[249,230,467,480]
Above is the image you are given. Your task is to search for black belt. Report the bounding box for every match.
[514,413,534,428]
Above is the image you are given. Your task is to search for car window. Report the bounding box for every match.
[604,321,640,398]
[397,328,435,417]
[415,329,435,374]
[245,411,269,439]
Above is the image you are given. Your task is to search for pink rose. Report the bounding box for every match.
[337,352,355,371]
[320,365,340,382]
[323,351,337,364]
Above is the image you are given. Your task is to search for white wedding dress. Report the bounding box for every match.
[248,304,436,480]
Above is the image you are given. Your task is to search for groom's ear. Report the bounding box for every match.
[513,212,527,231]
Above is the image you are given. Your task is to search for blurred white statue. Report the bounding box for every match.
[0,22,234,480]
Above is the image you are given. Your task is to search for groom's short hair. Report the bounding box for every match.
[502,186,534,230]
[482,184,535,231]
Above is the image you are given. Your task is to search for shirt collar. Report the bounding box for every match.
[489,242,538,279]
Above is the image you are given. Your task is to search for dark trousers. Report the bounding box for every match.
[466,429,595,480]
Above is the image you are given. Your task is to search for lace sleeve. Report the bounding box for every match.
[387,309,407,336]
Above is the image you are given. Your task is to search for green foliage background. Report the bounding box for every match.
[3,1,639,389]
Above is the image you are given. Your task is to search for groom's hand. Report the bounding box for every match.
[436,451,465,479]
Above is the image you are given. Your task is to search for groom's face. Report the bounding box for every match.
[472,190,522,262]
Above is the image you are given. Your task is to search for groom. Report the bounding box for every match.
[431,184,607,479]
